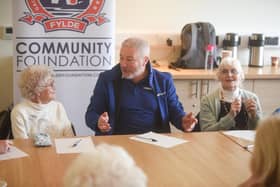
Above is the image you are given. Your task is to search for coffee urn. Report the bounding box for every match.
[223,33,241,59]
[248,33,265,67]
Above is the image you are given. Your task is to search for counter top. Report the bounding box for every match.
[154,65,280,80]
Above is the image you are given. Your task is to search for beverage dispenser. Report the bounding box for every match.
[223,33,241,59]
[248,33,265,67]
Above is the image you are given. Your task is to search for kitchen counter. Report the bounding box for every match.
[155,64,280,116]
[154,65,280,80]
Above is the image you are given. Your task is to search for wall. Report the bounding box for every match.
[116,0,280,34]
[0,0,12,111]
[115,0,280,66]
[1,0,280,111]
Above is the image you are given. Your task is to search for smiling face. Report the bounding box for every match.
[37,79,56,104]
[218,64,241,91]
[217,57,244,91]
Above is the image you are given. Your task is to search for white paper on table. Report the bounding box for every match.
[130,131,188,148]
[0,146,28,161]
[222,130,256,142]
[55,137,95,154]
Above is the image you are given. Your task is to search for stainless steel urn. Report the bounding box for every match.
[223,33,241,59]
[248,33,265,67]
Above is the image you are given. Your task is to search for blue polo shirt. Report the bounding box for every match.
[85,63,186,135]
[116,77,160,134]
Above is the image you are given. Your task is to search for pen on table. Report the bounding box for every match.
[243,144,254,150]
[7,140,13,151]
[72,139,82,147]
[135,136,157,142]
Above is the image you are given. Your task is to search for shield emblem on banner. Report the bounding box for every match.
[20,0,109,32]
[40,0,90,17]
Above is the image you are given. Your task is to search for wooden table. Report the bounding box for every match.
[0,132,252,187]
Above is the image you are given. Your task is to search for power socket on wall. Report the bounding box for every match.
[166,38,173,46]
[0,26,13,40]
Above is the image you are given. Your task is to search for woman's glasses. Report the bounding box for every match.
[40,80,55,88]
[220,69,239,75]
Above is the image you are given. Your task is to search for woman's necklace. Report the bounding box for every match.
[220,90,249,129]
[220,91,230,113]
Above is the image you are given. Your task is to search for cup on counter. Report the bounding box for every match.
[221,50,232,59]
[216,50,233,66]
[271,56,279,67]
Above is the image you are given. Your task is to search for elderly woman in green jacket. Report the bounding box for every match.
[200,57,262,131]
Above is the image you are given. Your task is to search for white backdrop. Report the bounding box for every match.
[13,0,115,135]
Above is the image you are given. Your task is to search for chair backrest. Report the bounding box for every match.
[272,108,280,115]
[192,112,201,132]
[0,108,13,139]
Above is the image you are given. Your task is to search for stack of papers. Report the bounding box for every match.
[222,130,256,142]
[130,131,188,148]
[0,146,28,161]
[55,137,95,154]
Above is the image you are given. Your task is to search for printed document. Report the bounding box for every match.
[0,146,28,161]
[222,130,256,142]
[130,131,188,148]
[55,137,94,154]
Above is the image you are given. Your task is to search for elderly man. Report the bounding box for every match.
[86,37,197,135]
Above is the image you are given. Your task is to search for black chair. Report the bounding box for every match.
[0,108,13,139]
[192,112,201,132]
[272,108,280,115]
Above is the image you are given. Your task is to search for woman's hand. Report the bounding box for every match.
[0,140,11,154]
[244,98,257,118]
[230,98,242,117]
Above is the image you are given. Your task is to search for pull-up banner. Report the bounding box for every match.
[13,0,115,135]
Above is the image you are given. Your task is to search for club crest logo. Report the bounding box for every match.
[19,0,109,33]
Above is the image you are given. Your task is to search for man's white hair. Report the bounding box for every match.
[64,144,147,187]
[121,37,150,59]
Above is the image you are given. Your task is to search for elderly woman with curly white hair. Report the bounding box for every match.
[200,57,262,131]
[11,65,74,139]
[64,143,147,187]
[239,116,280,187]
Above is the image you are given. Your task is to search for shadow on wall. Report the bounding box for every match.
[0,56,13,111]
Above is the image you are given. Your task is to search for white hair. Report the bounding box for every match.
[64,144,147,187]
[121,37,150,59]
[216,57,245,89]
[217,57,245,81]
[19,65,55,100]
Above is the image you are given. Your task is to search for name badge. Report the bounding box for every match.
[143,87,153,90]
[157,92,166,97]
